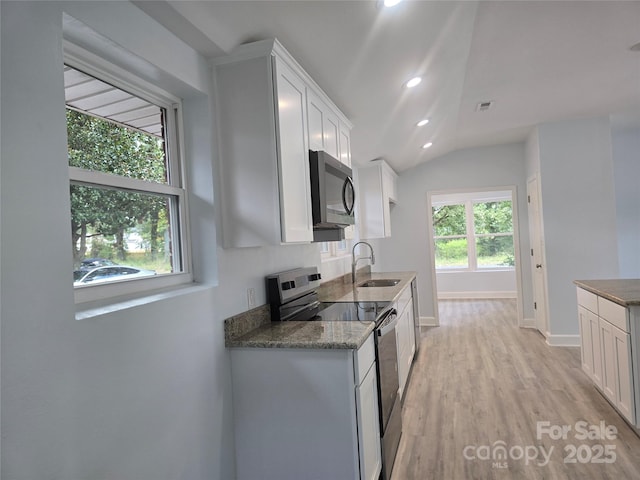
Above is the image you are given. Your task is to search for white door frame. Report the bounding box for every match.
[426,186,524,326]
[526,175,550,336]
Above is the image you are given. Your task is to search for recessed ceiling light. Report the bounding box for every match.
[405,76,422,88]
[417,119,430,127]
[384,0,402,6]
[422,142,433,149]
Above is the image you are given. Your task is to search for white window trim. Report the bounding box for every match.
[432,198,515,273]
[65,46,193,305]
[320,239,351,261]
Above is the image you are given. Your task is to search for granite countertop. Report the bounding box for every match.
[574,279,640,306]
[318,270,417,303]
[225,319,375,349]
[224,270,417,350]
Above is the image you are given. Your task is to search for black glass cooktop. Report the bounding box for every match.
[315,301,392,323]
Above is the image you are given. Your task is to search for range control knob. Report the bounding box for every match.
[308,273,322,281]
[281,280,296,291]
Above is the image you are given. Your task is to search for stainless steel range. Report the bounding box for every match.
[266,266,403,479]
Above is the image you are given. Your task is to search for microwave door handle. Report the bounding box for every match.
[342,176,355,215]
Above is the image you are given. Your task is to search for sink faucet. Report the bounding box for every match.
[352,241,375,284]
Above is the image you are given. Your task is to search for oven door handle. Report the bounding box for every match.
[377,310,398,337]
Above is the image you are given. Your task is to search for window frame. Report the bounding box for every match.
[432,198,515,272]
[65,49,193,304]
[320,238,351,260]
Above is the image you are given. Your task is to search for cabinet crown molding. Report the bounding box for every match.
[212,37,352,129]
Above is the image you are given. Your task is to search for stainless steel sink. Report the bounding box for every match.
[358,279,401,288]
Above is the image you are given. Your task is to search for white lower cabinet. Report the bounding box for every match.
[599,318,618,404]
[578,305,602,388]
[598,316,634,423]
[230,334,382,480]
[396,284,417,399]
[355,358,382,480]
[577,287,635,425]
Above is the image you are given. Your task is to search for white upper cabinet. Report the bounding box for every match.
[357,159,398,239]
[214,39,351,247]
[339,122,352,167]
[307,89,346,164]
[273,57,314,243]
[307,90,326,153]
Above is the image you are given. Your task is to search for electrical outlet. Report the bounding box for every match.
[247,288,256,309]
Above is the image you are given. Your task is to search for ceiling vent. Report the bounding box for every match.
[476,101,494,112]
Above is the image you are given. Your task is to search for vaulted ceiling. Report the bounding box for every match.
[135,0,640,172]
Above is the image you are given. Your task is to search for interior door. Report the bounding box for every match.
[527,176,548,335]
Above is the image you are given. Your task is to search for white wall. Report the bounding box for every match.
[374,143,533,323]
[537,117,619,336]
[436,271,517,298]
[320,255,352,282]
[611,121,640,278]
[1,3,321,479]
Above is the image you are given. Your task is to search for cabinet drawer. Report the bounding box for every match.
[577,288,598,314]
[396,286,412,315]
[355,334,375,385]
[598,297,629,333]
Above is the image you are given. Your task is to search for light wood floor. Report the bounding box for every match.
[392,299,640,480]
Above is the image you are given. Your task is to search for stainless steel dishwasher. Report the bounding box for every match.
[374,307,402,479]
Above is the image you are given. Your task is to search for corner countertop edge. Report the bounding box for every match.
[574,279,640,306]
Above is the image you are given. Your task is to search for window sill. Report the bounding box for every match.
[436,267,515,274]
[75,282,213,320]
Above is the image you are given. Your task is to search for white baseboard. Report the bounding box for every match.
[546,334,580,347]
[437,291,517,300]
[419,316,437,327]
[521,317,536,328]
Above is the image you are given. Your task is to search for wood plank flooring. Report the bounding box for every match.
[392,299,640,479]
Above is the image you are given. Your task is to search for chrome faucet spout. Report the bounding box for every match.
[351,241,375,284]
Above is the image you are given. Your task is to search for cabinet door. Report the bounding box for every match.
[382,164,397,203]
[273,56,313,243]
[612,326,635,424]
[600,319,617,404]
[381,165,396,236]
[307,91,325,152]
[356,362,382,480]
[338,121,351,167]
[588,310,603,387]
[323,110,340,160]
[307,90,340,159]
[579,307,603,388]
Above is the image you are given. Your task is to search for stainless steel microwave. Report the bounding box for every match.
[309,150,355,239]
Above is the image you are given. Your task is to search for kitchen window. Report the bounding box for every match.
[320,239,350,259]
[432,195,514,271]
[65,60,191,302]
